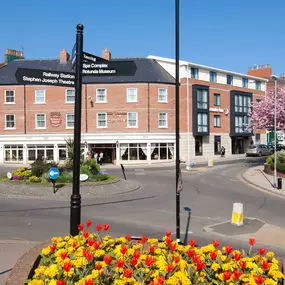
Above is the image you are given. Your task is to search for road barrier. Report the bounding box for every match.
[231,203,243,226]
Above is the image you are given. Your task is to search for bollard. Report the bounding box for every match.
[208,159,214,167]
[278,178,282,190]
[231,203,243,226]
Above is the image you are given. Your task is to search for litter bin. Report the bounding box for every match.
[278,178,282,190]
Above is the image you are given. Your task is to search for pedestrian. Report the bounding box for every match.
[99,151,104,165]
[87,152,91,159]
[94,152,98,162]
[221,146,225,158]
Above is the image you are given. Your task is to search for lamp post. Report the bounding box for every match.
[271,75,278,188]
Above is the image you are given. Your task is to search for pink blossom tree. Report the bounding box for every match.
[250,84,285,132]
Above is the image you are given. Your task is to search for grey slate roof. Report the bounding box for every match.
[0,58,175,85]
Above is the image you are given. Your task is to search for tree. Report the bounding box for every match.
[65,138,84,168]
[250,84,285,132]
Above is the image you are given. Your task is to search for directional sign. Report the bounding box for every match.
[15,68,75,87]
[82,60,137,76]
[48,168,60,180]
[83,51,108,63]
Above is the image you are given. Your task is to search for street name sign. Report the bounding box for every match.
[15,68,75,87]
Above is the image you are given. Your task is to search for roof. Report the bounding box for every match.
[148,55,268,82]
[0,58,175,85]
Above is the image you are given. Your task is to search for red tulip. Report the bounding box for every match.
[72,241,77,248]
[239,260,247,269]
[141,235,148,243]
[261,261,271,270]
[78,224,84,231]
[56,280,65,285]
[104,255,112,265]
[157,276,165,284]
[167,264,173,273]
[50,244,57,253]
[169,242,177,251]
[145,256,156,267]
[196,260,205,270]
[60,251,68,260]
[149,245,155,253]
[96,263,102,270]
[85,220,92,227]
[233,252,242,261]
[213,240,220,248]
[258,248,266,255]
[87,239,94,247]
[96,224,102,231]
[210,251,217,260]
[225,245,233,254]
[249,238,256,246]
[223,271,232,281]
[193,255,200,263]
[103,224,110,231]
[116,259,124,268]
[84,280,94,285]
[121,245,128,255]
[83,249,93,261]
[165,231,171,237]
[174,256,180,263]
[83,231,90,239]
[124,268,133,278]
[187,249,195,258]
[253,275,264,284]
[93,241,100,250]
[125,235,131,241]
[63,261,72,272]
[165,237,172,245]
[134,250,140,259]
[189,240,196,247]
[233,269,242,279]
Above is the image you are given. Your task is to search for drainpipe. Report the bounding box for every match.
[148,83,150,132]
[24,85,26,134]
[85,84,88,133]
[187,65,190,162]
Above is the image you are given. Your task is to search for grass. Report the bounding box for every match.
[0,175,118,187]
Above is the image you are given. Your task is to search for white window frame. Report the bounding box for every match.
[5,114,16,129]
[65,89,75,103]
[126,88,138,102]
[96,112,107,128]
[4,90,15,104]
[35,113,46,129]
[127,112,138,128]
[66,113,75,129]
[96,88,107,103]
[35,89,46,104]
[158,112,168,128]
[158,88,168,103]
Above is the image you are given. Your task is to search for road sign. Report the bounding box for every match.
[48,168,60,180]
[15,68,75,87]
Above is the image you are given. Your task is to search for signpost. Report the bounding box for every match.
[48,168,60,194]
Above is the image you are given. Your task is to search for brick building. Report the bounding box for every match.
[0,49,267,165]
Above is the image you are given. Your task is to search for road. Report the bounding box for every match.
[1,157,285,256]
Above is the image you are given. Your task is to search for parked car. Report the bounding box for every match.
[246,144,273,157]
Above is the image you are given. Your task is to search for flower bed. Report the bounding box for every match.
[27,221,284,285]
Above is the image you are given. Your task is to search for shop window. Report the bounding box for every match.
[214,136,221,155]
[195,137,203,156]
[58,145,67,160]
[27,145,54,161]
[151,143,174,160]
[120,143,147,160]
[4,145,23,162]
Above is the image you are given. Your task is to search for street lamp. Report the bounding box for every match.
[271,75,278,188]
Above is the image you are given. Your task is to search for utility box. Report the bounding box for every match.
[278,178,282,190]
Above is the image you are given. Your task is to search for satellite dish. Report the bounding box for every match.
[80,174,89,182]
[7,172,12,179]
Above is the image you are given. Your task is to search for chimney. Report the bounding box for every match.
[60,48,70,63]
[4,48,24,63]
[247,64,272,79]
[102,48,111,61]
[280,72,285,80]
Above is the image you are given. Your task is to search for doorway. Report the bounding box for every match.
[195,136,203,156]
[231,138,245,154]
[89,144,116,164]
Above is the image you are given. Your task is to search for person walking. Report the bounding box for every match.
[99,151,104,165]
[94,152,98,162]
[221,146,225,158]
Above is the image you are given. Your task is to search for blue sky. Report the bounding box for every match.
[1,0,284,76]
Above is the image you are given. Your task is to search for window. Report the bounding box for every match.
[151,143,174,160]
[256,99,261,104]
[58,145,67,160]
[197,113,208,132]
[256,81,261,90]
[235,94,251,113]
[158,112,168,128]
[96,88,107,103]
[214,115,221,128]
[127,88,137,102]
[5,90,15,104]
[36,114,46,129]
[214,94,220,106]
[35,90,45,104]
[4,145,23,162]
[210,71,217,82]
[66,113,74,128]
[227,75,233,85]
[5,114,15,129]
[214,136,221,155]
[235,116,251,133]
[66,89,75,103]
[158,88,167,102]
[197,89,208,109]
[242,78,248,88]
[121,143,148,161]
[97,112,107,128]
[27,144,54,161]
[127,112,138,128]
[255,134,261,144]
[191,68,199,79]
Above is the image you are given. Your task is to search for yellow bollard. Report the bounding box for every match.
[231,203,243,226]
[208,159,214,167]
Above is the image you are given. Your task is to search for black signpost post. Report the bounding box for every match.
[70,24,84,237]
